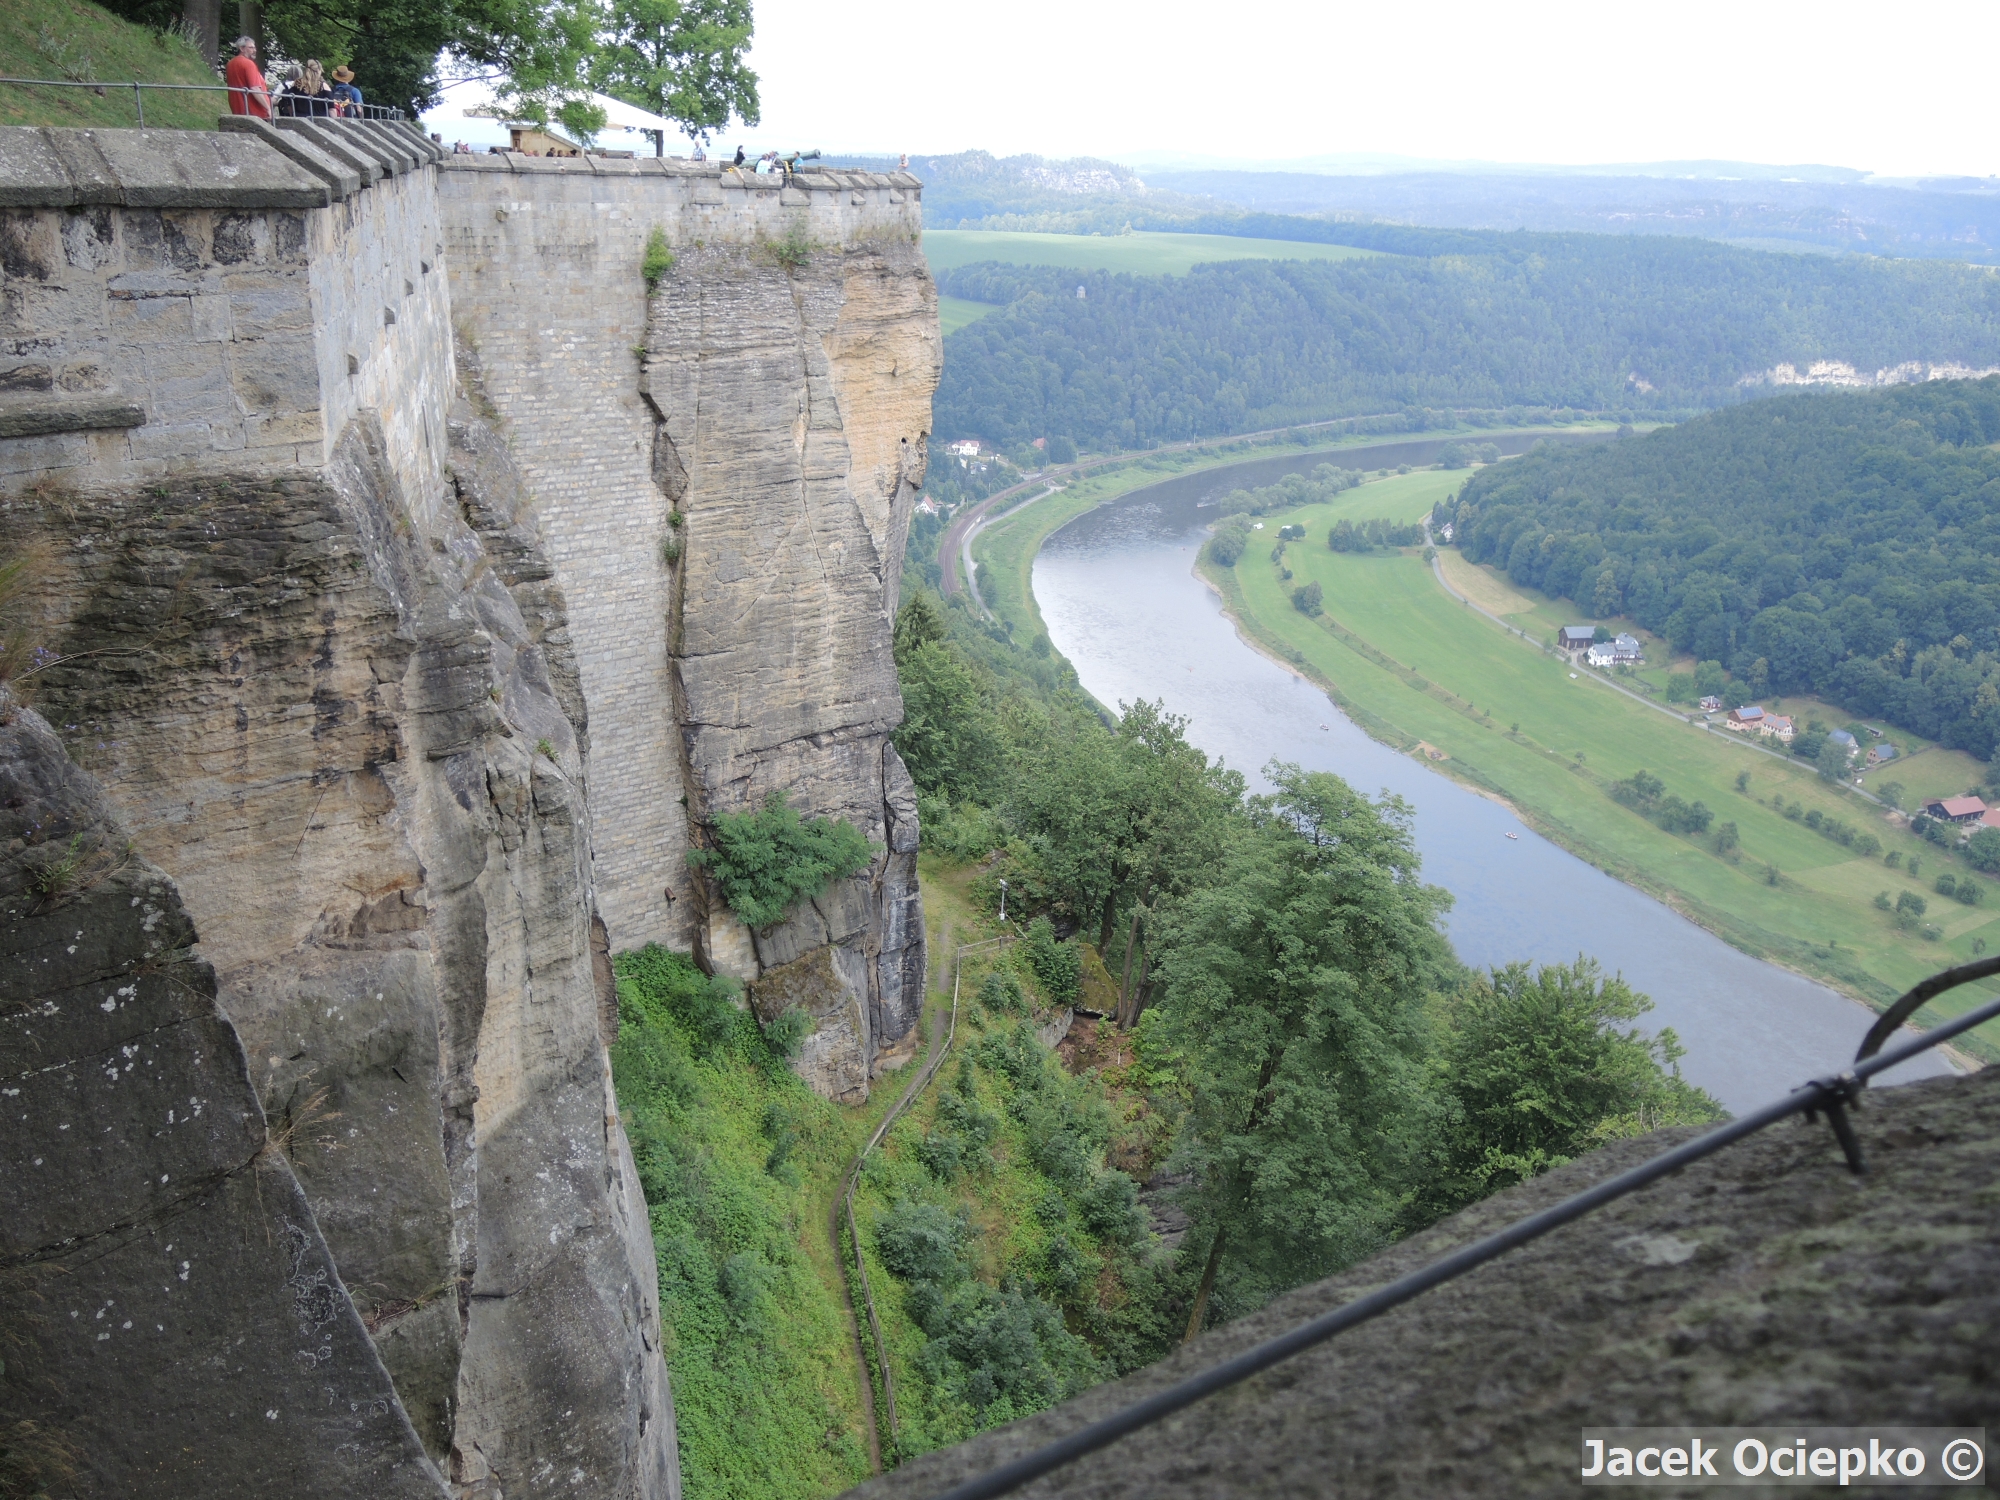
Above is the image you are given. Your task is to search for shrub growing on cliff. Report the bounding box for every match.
[641,226,674,291]
[690,791,872,929]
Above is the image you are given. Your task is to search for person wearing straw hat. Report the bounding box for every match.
[330,65,362,117]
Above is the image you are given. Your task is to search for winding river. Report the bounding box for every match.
[1030,439,1953,1112]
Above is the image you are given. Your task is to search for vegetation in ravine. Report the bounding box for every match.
[884,563,1725,1341]
[1444,379,2000,764]
[609,945,870,1500]
[933,241,2000,452]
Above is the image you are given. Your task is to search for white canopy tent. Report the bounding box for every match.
[420,77,686,155]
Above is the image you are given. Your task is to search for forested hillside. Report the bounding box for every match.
[1440,377,2000,758]
[933,236,2000,451]
[885,578,1723,1371]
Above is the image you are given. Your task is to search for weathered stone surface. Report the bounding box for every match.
[643,234,938,1096]
[437,161,940,1100]
[748,943,872,1103]
[7,409,676,1497]
[0,702,448,1498]
[0,394,144,437]
[848,1068,2000,1499]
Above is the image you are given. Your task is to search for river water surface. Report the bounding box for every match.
[1032,442,1952,1111]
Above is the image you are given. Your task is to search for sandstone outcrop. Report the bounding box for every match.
[1,122,938,1491]
[1,701,447,1498]
[848,1067,2000,1499]
[436,154,939,1099]
[6,409,674,1496]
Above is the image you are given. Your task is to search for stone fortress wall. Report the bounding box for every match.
[0,119,937,1497]
[436,154,939,1100]
[0,120,453,521]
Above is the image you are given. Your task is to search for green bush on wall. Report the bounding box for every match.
[689,791,873,929]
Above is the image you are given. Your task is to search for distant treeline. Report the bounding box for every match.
[933,235,2000,452]
[1439,378,2000,759]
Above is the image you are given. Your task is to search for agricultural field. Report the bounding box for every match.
[939,295,1001,335]
[922,229,1383,277]
[1210,479,2000,1057]
[1436,548,1989,809]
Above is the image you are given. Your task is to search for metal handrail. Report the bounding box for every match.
[931,961,2000,1500]
[0,75,404,126]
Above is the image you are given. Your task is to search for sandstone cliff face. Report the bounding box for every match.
[644,235,937,1101]
[5,405,674,1496]
[0,702,447,1498]
[436,156,940,1102]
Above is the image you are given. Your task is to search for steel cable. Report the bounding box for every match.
[929,971,2000,1500]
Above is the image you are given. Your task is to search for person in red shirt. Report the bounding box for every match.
[224,36,271,120]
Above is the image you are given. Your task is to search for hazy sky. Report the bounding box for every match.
[738,0,1998,178]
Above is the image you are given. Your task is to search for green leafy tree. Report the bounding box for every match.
[1291,581,1323,617]
[593,0,760,142]
[689,792,872,929]
[1417,960,1725,1218]
[1665,671,1696,704]
[1694,660,1727,698]
[1968,825,2000,873]
[1816,734,1852,782]
[1004,699,1242,965]
[1152,765,1455,1332]
[1591,565,1622,618]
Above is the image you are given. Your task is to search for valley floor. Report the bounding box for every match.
[1199,472,2000,1060]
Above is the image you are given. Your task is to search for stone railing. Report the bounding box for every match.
[0,120,451,521]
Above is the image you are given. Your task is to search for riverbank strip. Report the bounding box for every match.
[966,425,1620,648]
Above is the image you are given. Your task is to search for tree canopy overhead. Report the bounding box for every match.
[122,0,760,133]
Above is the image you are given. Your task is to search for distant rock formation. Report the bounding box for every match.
[850,1067,1999,1498]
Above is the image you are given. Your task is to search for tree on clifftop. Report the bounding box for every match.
[594,0,761,142]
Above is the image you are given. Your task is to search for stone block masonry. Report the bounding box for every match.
[438,155,939,1090]
[0,123,452,519]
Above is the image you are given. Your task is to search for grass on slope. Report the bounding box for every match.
[610,946,881,1499]
[0,0,223,130]
[922,229,1382,277]
[939,296,1000,336]
[848,857,1181,1464]
[1209,482,2000,1058]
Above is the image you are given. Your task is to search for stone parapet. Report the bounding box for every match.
[0,124,450,519]
[438,152,923,248]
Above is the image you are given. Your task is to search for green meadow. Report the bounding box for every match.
[939,295,1001,335]
[969,432,1612,667]
[921,229,1383,278]
[1205,474,2000,1058]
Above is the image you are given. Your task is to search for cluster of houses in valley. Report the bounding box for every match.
[1560,625,1644,667]
[1722,708,1903,768]
[1724,704,1797,743]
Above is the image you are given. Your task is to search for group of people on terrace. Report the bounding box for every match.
[223,36,365,122]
